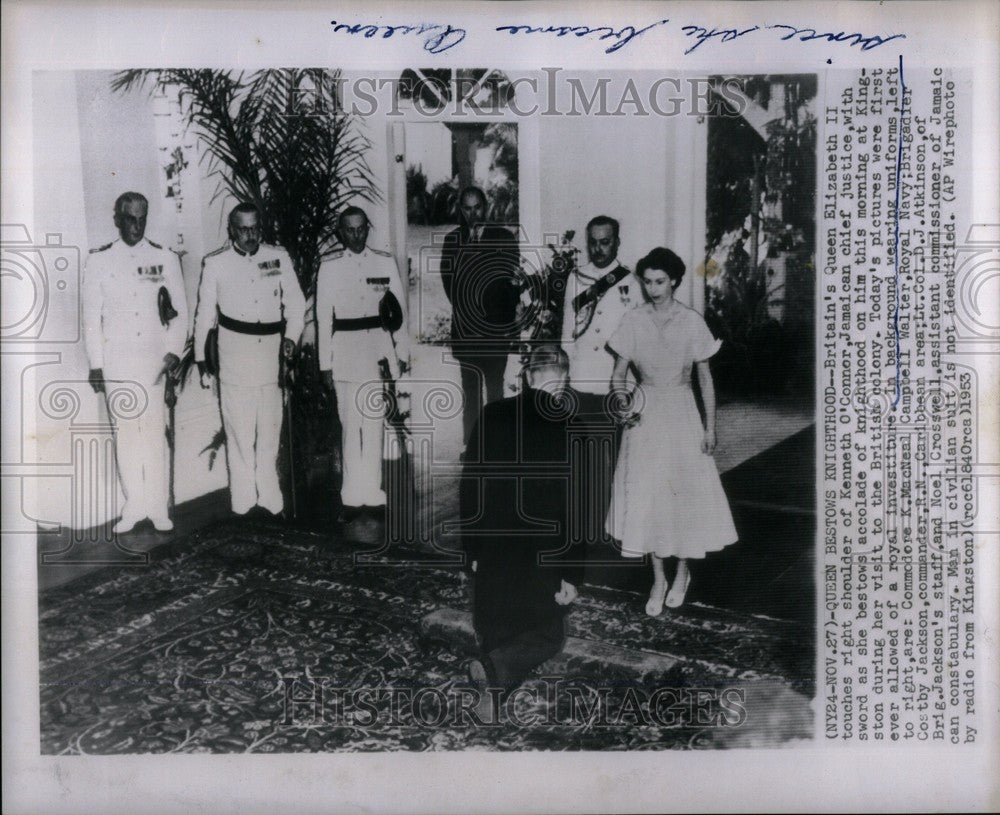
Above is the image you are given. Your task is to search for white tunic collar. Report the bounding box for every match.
[232,243,261,258]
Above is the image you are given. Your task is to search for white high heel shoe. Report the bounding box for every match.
[645,583,667,616]
[665,569,691,608]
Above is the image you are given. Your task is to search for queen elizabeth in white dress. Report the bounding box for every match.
[605,247,738,615]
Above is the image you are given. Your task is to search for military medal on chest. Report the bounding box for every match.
[137,263,164,279]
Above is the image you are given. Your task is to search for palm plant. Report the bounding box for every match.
[112,68,379,297]
[705,74,816,401]
[406,165,431,225]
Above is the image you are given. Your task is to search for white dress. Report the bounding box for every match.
[605,303,738,559]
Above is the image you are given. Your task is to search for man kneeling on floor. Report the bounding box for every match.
[460,344,595,722]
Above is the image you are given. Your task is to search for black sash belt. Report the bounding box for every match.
[572,265,632,312]
[333,314,382,331]
[218,310,285,335]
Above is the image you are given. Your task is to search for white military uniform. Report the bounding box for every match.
[315,246,409,508]
[560,260,638,394]
[82,237,188,525]
[193,243,305,515]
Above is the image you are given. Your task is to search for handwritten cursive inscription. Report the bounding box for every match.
[766,24,906,51]
[680,24,760,54]
[330,17,906,58]
[494,20,671,54]
[330,20,467,54]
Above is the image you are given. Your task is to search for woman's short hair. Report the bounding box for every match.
[636,247,685,290]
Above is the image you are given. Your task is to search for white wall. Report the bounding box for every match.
[27,72,101,530]
[539,89,672,272]
[75,72,164,246]
[404,123,453,187]
[31,71,229,530]
[537,74,706,308]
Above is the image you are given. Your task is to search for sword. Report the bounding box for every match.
[157,285,180,518]
[284,372,297,519]
[377,356,411,500]
[165,368,177,514]
[279,281,297,519]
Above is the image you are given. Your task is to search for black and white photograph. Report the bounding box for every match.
[24,65,817,752]
[3,2,998,813]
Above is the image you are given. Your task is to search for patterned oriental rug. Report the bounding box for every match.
[39,517,813,753]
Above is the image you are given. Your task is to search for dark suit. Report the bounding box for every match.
[460,387,599,686]
[440,224,520,443]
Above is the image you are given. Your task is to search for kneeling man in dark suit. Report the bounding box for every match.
[461,344,601,719]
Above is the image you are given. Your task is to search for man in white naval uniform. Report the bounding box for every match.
[559,214,637,542]
[83,192,188,534]
[561,215,637,395]
[193,203,306,517]
[316,206,409,516]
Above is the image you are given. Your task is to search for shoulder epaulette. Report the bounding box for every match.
[89,242,113,254]
[370,247,392,257]
[146,239,163,249]
[202,244,229,264]
[323,250,345,262]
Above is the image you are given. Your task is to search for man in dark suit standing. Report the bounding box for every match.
[460,344,603,721]
[439,186,520,445]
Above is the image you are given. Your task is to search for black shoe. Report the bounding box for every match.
[338,505,362,524]
[361,504,386,521]
[467,658,497,724]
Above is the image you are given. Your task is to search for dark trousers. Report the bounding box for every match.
[573,391,620,548]
[457,353,507,446]
[480,617,566,687]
